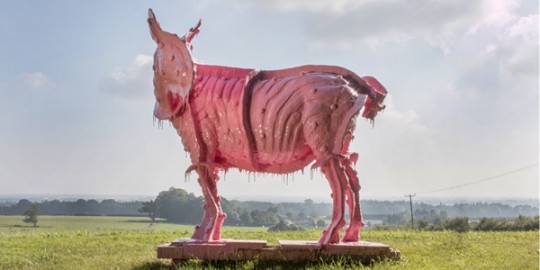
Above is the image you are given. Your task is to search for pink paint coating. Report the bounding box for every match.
[147,9,387,244]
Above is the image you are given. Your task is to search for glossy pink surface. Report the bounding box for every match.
[148,9,387,244]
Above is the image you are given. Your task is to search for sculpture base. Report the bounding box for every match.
[157,238,400,263]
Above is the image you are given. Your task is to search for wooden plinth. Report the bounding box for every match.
[157,238,400,263]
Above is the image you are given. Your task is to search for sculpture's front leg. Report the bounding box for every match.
[190,166,213,241]
[190,164,226,241]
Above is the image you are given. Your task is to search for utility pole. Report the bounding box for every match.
[405,194,416,229]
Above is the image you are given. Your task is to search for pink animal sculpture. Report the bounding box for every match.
[148,9,387,244]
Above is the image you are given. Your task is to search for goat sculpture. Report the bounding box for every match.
[148,9,387,244]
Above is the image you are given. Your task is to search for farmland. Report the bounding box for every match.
[0,215,538,269]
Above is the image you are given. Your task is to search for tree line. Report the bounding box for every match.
[0,198,141,216]
[362,200,538,218]
[413,215,540,232]
[1,187,538,231]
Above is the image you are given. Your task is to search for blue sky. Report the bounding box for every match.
[0,0,538,200]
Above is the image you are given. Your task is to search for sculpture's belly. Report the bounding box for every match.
[217,146,315,174]
[254,145,315,173]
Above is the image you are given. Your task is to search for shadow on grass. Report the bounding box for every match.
[132,258,397,270]
[132,261,171,270]
[0,224,45,229]
[0,224,21,228]
[123,219,170,224]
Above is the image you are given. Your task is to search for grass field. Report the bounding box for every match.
[0,215,538,269]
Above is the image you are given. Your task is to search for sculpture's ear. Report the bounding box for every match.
[184,19,202,44]
[148,9,162,43]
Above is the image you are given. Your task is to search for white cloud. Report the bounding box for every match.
[468,0,519,34]
[485,45,497,54]
[380,95,430,134]
[100,54,153,100]
[508,14,538,39]
[134,54,153,69]
[272,0,484,49]
[418,2,540,102]
[258,0,361,14]
[500,14,539,80]
[21,72,52,90]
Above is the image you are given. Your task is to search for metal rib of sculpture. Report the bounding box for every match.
[148,9,387,245]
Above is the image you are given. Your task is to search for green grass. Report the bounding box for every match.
[0,215,264,235]
[0,215,538,269]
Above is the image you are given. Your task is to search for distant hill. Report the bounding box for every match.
[1,192,537,220]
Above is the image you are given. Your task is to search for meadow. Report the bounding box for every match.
[0,215,538,269]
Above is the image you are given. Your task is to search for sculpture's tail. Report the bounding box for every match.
[361,76,387,121]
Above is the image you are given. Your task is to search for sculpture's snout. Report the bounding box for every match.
[153,92,184,120]
[153,102,171,120]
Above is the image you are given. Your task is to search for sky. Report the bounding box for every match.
[0,0,538,201]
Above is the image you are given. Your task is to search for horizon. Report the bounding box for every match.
[1,192,538,206]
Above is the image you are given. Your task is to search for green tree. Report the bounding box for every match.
[286,212,293,219]
[74,199,87,215]
[476,217,497,231]
[139,200,159,223]
[23,203,39,227]
[155,187,203,223]
[15,199,32,214]
[250,210,279,226]
[221,198,242,226]
[444,216,469,232]
[417,219,429,230]
[239,210,253,226]
[269,218,305,232]
[316,219,326,228]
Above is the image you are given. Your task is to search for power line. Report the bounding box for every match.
[417,163,539,195]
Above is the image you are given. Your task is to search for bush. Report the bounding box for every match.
[474,215,539,231]
[444,217,469,232]
[268,219,305,232]
[476,217,497,231]
[417,220,429,230]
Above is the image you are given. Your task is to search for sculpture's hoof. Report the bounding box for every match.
[318,230,340,245]
[342,225,361,242]
[341,234,359,242]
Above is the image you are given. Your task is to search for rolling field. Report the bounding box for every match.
[0,215,538,269]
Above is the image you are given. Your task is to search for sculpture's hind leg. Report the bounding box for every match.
[342,155,365,242]
[319,157,347,244]
[207,167,226,240]
[191,165,226,241]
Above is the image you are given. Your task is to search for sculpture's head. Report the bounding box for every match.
[148,9,201,120]
[361,76,388,121]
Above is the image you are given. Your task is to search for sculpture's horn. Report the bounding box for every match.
[184,19,202,44]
